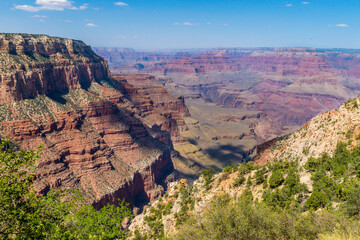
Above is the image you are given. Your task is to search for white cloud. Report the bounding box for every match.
[79,4,88,10]
[32,14,47,18]
[14,5,39,12]
[329,24,349,28]
[207,22,211,25]
[65,19,73,23]
[183,22,198,26]
[86,23,98,27]
[114,2,128,7]
[174,22,199,26]
[133,35,139,39]
[223,23,229,26]
[14,0,88,12]
[285,3,293,7]
[301,2,310,4]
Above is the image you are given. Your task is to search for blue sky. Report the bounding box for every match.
[1,0,359,49]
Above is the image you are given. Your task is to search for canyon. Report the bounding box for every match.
[2,34,360,213]
[129,95,360,238]
[0,34,195,208]
[95,47,360,159]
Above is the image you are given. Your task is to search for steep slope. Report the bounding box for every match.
[255,96,360,166]
[0,34,108,104]
[129,95,360,238]
[0,34,190,208]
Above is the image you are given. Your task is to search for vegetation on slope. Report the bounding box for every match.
[172,194,360,240]
[170,139,360,240]
[0,139,133,240]
[131,138,360,240]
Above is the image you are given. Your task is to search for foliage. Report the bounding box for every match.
[304,191,329,210]
[237,162,256,175]
[0,139,72,239]
[0,139,133,240]
[65,200,132,240]
[201,168,215,190]
[168,141,360,239]
[304,142,360,214]
[269,170,284,188]
[341,182,360,218]
[222,163,237,173]
[246,175,253,188]
[254,166,267,185]
[171,197,360,240]
[232,174,246,187]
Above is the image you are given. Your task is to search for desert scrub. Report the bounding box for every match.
[201,168,215,190]
[233,173,246,187]
[302,146,310,155]
[237,162,256,175]
[254,166,267,185]
[246,175,253,188]
[344,98,359,110]
[269,170,284,189]
[171,195,360,240]
[222,163,238,173]
[304,142,360,213]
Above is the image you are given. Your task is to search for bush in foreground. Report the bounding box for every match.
[0,139,133,240]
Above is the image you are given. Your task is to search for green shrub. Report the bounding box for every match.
[269,170,284,189]
[202,168,215,190]
[305,191,329,210]
[341,183,360,218]
[238,162,256,175]
[263,179,268,189]
[171,197,360,240]
[246,176,253,188]
[0,139,133,240]
[303,146,310,156]
[255,167,267,185]
[65,200,133,240]
[233,174,246,187]
[284,171,308,195]
[263,188,293,209]
[223,163,237,173]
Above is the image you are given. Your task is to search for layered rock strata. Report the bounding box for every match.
[0,34,189,208]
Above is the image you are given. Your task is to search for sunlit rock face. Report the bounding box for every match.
[0,34,190,208]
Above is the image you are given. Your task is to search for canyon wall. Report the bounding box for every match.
[96,47,360,142]
[0,34,190,208]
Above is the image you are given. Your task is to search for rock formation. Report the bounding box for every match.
[0,34,190,208]
[96,47,360,143]
[129,95,360,238]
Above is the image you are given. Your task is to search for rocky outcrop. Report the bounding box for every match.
[255,95,360,166]
[0,34,190,208]
[0,34,109,104]
[129,95,360,239]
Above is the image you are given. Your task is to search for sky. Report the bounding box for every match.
[0,0,359,50]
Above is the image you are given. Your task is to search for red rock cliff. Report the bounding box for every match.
[0,34,109,104]
[0,34,189,208]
